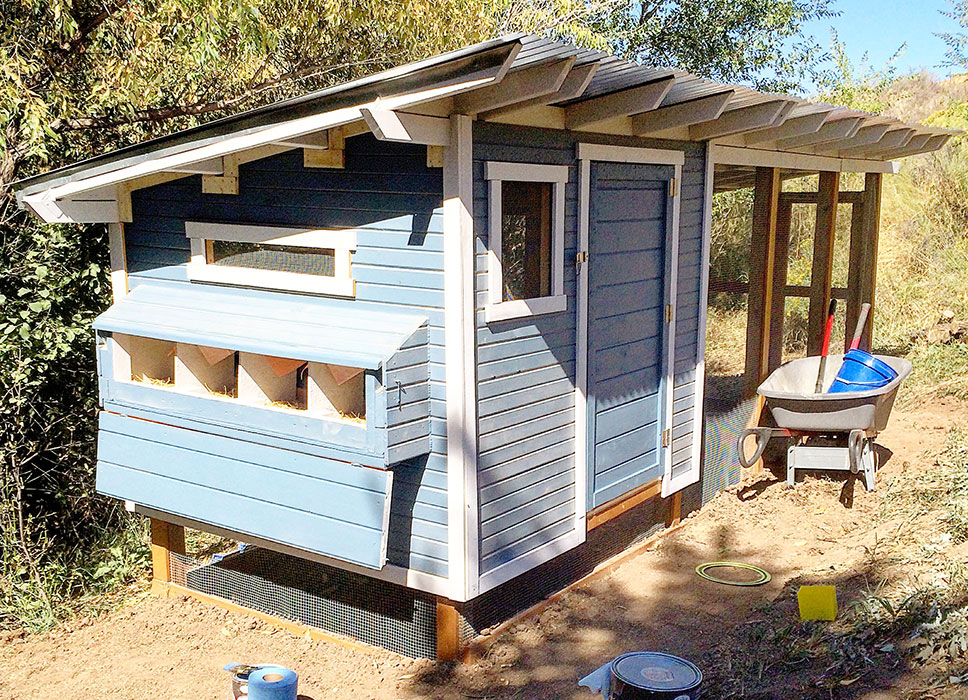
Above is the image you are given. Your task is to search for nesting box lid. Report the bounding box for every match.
[94,281,427,369]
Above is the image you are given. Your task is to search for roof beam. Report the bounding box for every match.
[775,116,863,149]
[743,110,832,145]
[480,62,599,118]
[810,123,891,155]
[564,76,676,130]
[453,57,576,115]
[629,91,733,135]
[165,157,225,175]
[359,108,450,145]
[839,128,915,157]
[690,100,793,140]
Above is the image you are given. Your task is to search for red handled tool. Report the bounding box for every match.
[815,298,837,393]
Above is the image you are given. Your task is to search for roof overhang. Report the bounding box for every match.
[15,33,959,223]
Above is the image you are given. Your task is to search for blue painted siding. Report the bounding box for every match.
[121,135,448,578]
[473,124,580,575]
[97,412,392,569]
[472,122,705,577]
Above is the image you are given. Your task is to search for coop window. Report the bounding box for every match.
[484,162,568,322]
[186,222,355,297]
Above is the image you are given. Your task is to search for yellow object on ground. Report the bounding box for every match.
[798,585,838,621]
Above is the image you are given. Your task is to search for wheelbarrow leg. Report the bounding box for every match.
[786,443,797,488]
[863,439,877,491]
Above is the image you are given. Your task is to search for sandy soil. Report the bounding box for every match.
[1,400,965,700]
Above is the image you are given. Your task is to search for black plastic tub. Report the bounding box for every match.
[609,652,703,699]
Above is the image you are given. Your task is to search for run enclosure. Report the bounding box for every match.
[13,34,952,659]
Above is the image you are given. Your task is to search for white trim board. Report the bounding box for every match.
[22,75,502,224]
[483,161,569,322]
[577,143,685,166]
[185,223,356,298]
[576,143,686,505]
[710,144,898,174]
[442,115,479,602]
[477,528,584,594]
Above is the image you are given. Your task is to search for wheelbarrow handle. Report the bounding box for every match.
[737,427,775,468]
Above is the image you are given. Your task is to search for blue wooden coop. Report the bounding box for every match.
[14,34,948,658]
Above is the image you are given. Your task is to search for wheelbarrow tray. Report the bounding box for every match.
[757,354,912,432]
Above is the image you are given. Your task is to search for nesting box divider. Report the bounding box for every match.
[174,343,236,397]
[308,362,366,420]
[238,352,301,409]
[113,333,174,384]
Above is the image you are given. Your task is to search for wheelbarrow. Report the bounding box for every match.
[737,354,912,489]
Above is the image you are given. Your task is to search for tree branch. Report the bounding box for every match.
[50,59,383,133]
[29,0,132,91]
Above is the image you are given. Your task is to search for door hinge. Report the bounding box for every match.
[665,304,674,323]
[669,177,678,198]
[662,428,671,447]
[575,250,589,265]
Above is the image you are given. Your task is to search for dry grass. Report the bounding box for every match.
[132,374,172,387]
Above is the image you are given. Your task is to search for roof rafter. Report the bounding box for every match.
[359,108,450,145]
[479,61,599,118]
[564,76,676,130]
[690,100,793,140]
[775,116,863,149]
[743,110,832,145]
[839,127,915,157]
[629,91,733,135]
[879,134,947,159]
[810,123,891,155]
[453,57,576,115]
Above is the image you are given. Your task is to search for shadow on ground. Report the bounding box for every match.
[402,473,943,700]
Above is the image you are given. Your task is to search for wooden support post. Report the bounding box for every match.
[744,167,780,398]
[436,598,461,661]
[666,491,682,528]
[844,173,882,350]
[807,171,840,355]
[150,518,186,596]
[768,200,792,373]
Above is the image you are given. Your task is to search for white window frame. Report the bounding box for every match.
[185,222,356,297]
[484,161,569,323]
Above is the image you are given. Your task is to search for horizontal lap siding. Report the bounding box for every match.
[123,135,448,578]
[472,123,704,579]
[473,123,579,575]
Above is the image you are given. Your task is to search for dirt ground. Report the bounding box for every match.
[1,400,965,700]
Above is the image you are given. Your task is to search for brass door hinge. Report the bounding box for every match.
[665,304,674,323]
[662,429,671,447]
[669,177,678,197]
[575,250,589,265]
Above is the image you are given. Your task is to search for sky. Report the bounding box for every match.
[800,0,964,79]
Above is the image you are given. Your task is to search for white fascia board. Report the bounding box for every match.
[23,76,500,223]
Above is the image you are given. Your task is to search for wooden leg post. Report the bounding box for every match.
[150,518,186,597]
[845,173,882,351]
[807,171,840,355]
[436,597,461,661]
[666,491,682,528]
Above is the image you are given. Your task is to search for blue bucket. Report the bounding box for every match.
[828,350,898,393]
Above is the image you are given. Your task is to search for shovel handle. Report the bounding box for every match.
[849,303,872,351]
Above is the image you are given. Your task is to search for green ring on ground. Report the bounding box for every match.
[695,561,772,586]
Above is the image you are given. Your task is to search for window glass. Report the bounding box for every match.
[209,240,336,277]
[501,180,552,301]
